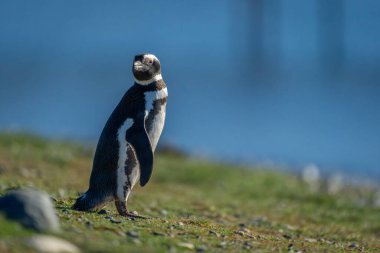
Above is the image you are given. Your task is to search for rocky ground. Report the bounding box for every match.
[0,132,379,252]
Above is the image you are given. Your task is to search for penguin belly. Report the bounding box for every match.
[145,99,167,151]
[116,119,141,201]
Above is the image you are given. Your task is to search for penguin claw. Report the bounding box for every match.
[122,212,150,219]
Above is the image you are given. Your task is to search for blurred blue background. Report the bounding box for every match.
[0,1,379,178]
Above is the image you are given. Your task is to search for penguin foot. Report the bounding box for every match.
[115,200,149,219]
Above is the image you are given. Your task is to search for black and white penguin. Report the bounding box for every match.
[73,53,168,217]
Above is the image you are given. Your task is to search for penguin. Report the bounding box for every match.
[73,53,168,217]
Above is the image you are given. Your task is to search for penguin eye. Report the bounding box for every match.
[147,59,153,65]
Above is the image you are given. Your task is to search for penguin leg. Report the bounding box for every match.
[114,199,148,219]
[115,146,149,219]
[114,186,149,219]
[114,199,128,215]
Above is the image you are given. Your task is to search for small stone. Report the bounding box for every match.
[286,224,297,231]
[178,221,184,226]
[243,241,252,250]
[0,189,60,232]
[238,223,245,227]
[177,242,195,250]
[304,238,317,243]
[58,189,66,198]
[196,245,207,252]
[152,231,166,236]
[233,213,241,218]
[209,230,220,237]
[116,230,126,237]
[283,234,292,240]
[235,230,245,236]
[130,210,139,216]
[251,216,269,227]
[348,242,359,248]
[110,219,122,224]
[19,167,31,178]
[26,235,80,253]
[132,238,141,245]
[217,241,227,248]
[242,228,251,233]
[160,209,168,216]
[168,246,177,253]
[327,173,344,194]
[127,231,139,238]
[302,164,320,192]
[104,216,112,220]
[85,221,93,229]
[97,209,110,215]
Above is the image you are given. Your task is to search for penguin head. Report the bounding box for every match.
[133,54,162,85]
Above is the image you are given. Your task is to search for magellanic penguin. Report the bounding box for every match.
[73,53,168,217]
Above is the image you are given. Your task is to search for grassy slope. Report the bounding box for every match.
[0,132,379,252]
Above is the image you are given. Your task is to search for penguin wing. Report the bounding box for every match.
[126,120,154,187]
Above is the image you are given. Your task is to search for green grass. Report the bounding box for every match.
[0,132,379,252]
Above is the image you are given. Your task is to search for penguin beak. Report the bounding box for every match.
[133,61,148,71]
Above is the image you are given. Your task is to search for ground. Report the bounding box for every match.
[0,132,379,252]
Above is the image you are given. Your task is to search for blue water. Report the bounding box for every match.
[1,59,379,178]
[0,0,379,178]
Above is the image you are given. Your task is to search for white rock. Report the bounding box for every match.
[177,242,195,250]
[327,173,344,194]
[26,235,80,253]
[0,189,60,232]
[302,164,320,192]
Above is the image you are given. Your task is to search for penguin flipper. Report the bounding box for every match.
[126,125,153,187]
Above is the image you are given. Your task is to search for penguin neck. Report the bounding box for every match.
[134,79,166,92]
[134,73,162,86]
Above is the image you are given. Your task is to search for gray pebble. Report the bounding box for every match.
[209,230,220,237]
[0,189,60,232]
[152,231,166,236]
[196,245,207,252]
[217,241,227,248]
[127,231,139,238]
[85,221,93,229]
[97,209,110,215]
[110,219,122,224]
[132,238,141,245]
[26,235,79,253]
[348,242,359,248]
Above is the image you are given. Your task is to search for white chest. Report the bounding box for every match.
[144,87,168,151]
[147,105,166,151]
